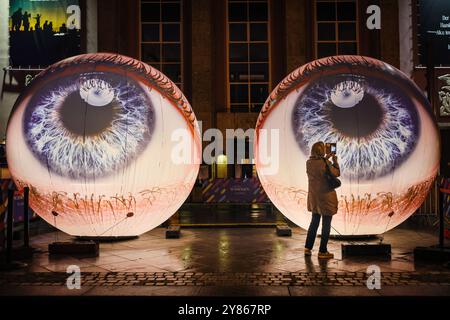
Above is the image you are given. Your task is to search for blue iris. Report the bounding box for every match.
[23,71,155,180]
[292,74,420,181]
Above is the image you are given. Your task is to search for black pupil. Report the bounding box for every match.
[326,93,384,138]
[59,91,118,136]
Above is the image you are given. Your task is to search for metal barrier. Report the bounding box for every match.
[1,66,44,99]
[4,187,31,264]
[439,187,450,248]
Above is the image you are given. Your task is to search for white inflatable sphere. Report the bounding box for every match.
[255,56,440,235]
[6,53,201,237]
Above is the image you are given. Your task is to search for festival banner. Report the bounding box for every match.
[201,178,270,203]
[9,0,81,67]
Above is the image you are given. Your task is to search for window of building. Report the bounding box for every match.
[216,154,228,179]
[315,0,359,59]
[140,0,183,89]
[227,0,271,113]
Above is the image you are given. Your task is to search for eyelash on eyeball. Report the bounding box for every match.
[292,79,419,181]
[24,74,154,180]
[31,53,197,130]
[255,55,425,132]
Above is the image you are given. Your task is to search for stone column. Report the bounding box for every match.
[285,0,308,73]
[191,0,214,134]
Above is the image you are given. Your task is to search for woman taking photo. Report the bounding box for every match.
[304,141,340,259]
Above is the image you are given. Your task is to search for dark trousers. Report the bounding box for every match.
[305,213,332,253]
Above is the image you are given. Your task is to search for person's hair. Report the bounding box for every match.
[310,141,325,157]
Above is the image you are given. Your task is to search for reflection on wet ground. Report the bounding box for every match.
[7,224,449,274]
[1,223,450,296]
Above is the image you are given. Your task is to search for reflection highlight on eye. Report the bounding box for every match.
[23,72,154,180]
[292,74,419,180]
[79,78,115,106]
[330,80,364,108]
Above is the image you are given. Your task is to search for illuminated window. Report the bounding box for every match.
[227,0,271,113]
[216,154,228,179]
[140,0,183,89]
[315,0,359,58]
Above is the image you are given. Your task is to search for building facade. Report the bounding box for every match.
[1,0,449,223]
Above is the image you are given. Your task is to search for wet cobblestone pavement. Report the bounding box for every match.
[1,226,449,295]
[1,271,450,287]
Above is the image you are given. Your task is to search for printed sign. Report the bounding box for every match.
[9,0,81,67]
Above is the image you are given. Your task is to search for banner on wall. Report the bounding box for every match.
[201,178,270,203]
[418,0,450,66]
[9,0,81,67]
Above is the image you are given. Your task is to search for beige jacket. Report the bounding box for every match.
[306,156,340,216]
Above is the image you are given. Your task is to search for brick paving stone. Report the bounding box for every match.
[1,271,450,287]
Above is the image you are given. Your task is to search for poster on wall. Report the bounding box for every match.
[201,178,270,203]
[418,0,450,66]
[9,0,81,67]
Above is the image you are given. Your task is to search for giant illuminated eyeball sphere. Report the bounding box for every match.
[255,56,440,235]
[6,53,201,237]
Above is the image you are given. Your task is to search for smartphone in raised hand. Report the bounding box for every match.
[325,142,337,155]
[330,143,337,154]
